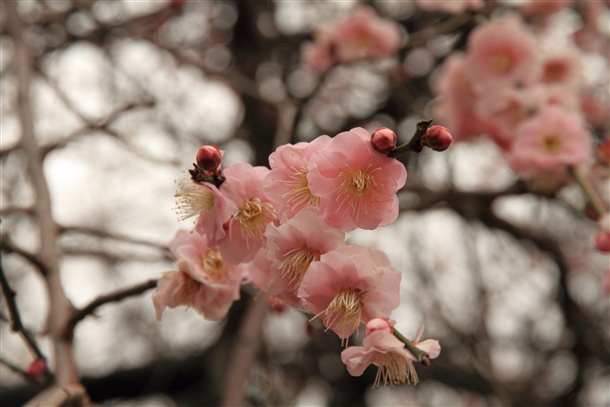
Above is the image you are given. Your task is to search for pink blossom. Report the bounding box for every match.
[264,136,331,220]
[307,127,407,231]
[520,0,573,19]
[535,48,582,89]
[174,180,234,246]
[330,6,402,63]
[219,162,278,264]
[466,15,538,87]
[432,53,489,142]
[340,330,419,388]
[265,207,346,307]
[298,246,401,342]
[154,230,242,321]
[301,40,335,74]
[415,0,483,14]
[507,107,593,177]
[364,317,394,336]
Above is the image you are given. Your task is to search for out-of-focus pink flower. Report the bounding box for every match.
[507,107,592,177]
[579,90,610,129]
[520,0,573,19]
[154,230,242,321]
[371,128,397,155]
[535,49,582,89]
[415,0,483,14]
[340,330,419,388]
[466,15,538,87]
[432,53,488,142]
[174,180,234,246]
[264,136,331,220]
[301,40,335,74]
[307,127,407,231]
[330,6,402,63]
[196,145,223,175]
[406,325,441,362]
[298,246,401,342]
[421,125,452,152]
[265,207,346,307]
[219,162,278,264]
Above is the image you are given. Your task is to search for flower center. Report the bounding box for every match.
[279,247,321,290]
[174,179,215,222]
[323,288,363,341]
[541,132,563,154]
[235,198,277,241]
[543,61,567,84]
[373,353,419,389]
[491,52,513,74]
[334,164,383,220]
[280,165,320,209]
[201,249,226,282]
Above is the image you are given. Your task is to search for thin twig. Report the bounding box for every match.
[0,253,53,382]
[1,238,50,276]
[65,279,158,338]
[0,356,34,383]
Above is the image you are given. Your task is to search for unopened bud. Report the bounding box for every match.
[421,125,452,152]
[196,146,223,174]
[27,359,46,377]
[594,231,610,253]
[596,139,610,166]
[364,317,394,336]
[371,128,397,155]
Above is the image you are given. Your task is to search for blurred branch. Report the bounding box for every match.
[0,205,35,216]
[58,225,171,254]
[65,279,158,338]
[1,237,49,276]
[7,1,79,388]
[25,383,92,407]
[220,296,267,407]
[0,356,36,384]
[0,253,53,383]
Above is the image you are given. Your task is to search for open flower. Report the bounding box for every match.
[307,127,407,231]
[341,330,419,388]
[466,15,538,88]
[219,162,278,264]
[298,246,401,343]
[264,136,331,220]
[174,179,234,245]
[265,207,346,306]
[153,230,242,321]
[507,106,592,177]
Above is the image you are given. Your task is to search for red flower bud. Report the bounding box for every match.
[371,127,397,155]
[595,231,610,253]
[266,296,287,314]
[196,146,223,174]
[27,359,46,377]
[422,125,452,152]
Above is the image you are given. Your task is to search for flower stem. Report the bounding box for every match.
[393,327,429,363]
[389,119,433,158]
[568,166,607,218]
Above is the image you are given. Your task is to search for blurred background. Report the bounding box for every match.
[1,1,609,406]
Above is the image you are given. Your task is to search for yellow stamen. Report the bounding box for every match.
[279,247,320,290]
[201,249,226,282]
[234,198,277,241]
[334,164,383,220]
[277,165,320,209]
[373,354,419,389]
[541,132,563,154]
[318,288,363,344]
[174,179,215,222]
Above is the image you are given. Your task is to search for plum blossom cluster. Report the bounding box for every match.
[153,126,445,387]
[431,13,605,179]
[301,6,403,73]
